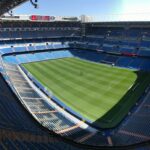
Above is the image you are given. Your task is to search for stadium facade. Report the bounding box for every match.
[0,1,150,150]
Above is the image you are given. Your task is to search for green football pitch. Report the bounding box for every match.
[22,57,150,128]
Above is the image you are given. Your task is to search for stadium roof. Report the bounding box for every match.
[0,0,28,16]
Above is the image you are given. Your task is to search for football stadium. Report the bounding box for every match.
[0,0,150,149]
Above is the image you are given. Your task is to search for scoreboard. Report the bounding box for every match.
[30,15,55,21]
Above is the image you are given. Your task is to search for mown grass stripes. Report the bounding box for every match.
[23,57,150,128]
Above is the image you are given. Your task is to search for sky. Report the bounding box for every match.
[13,0,150,21]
